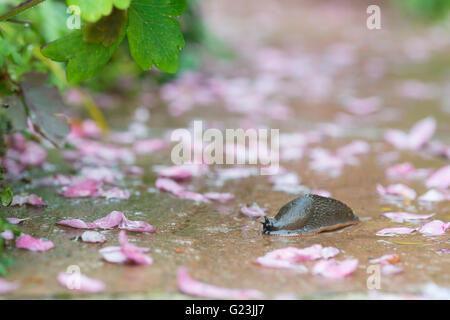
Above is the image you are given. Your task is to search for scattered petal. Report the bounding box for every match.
[254,245,339,270]
[382,212,435,223]
[62,179,100,198]
[311,258,358,279]
[99,187,130,200]
[16,234,54,252]
[11,194,46,207]
[88,211,124,229]
[177,267,264,299]
[385,117,435,150]
[425,165,450,189]
[369,254,401,264]
[417,220,450,236]
[418,189,448,202]
[376,227,417,236]
[203,192,235,203]
[0,278,19,295]
[81,231,106,243]
[376,184,416,200]
[119,215,156,233]
[1,230,14,240]
[133,139,166,154]
[381,264,404,276]
[240,203,267,217]
[57,272,105,293]
[6,217,30,225]
[118,231,153,265]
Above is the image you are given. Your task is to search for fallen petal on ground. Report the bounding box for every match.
[376,227,417,236]
[57,272,105,293]
[11,194,46,207]
[311,258,358,279]
[81,231,106,243]
[177,267,264,299]
[382,212,435,223]
[240,203,267,217]
[0,278,19,295]
[417,220,450,236]
[16,234,54,252]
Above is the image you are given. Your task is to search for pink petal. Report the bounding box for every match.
[369,254,400,264]
[57,218,91,229]
[57,272,105,293]
[6,217,30,225]
[384,117,436,150]
[417,220,450,236]
[0,278,19,295]
[99,187,130,200]
[11,194,46,207]
[99,246,128,264]
[155,178,185,194]
[418,189,447,202]
[90,211,124,229]
[175,190,207,202]
[312,189,332,197]
[336,140,370,158]
[81,231,106,243]
[203,192,235,203]
[376,227,417,236]
[311,259,359,279]
[253,256,308,270]
[343,97,380,115]
[19,142,47,166]
[1,230,14,240]
[80,167,117,184]
[62,179,100,198]
[381,265,404,276]
[124,166,144,176]
[254,245,339,270]
[156,164,207,180]
[384,130,409,150]
[81,119,102,139]
[382,212,435,223]
[408,117,436,150]
[376,184,416,200]
[119,215,156,233]
[425,165,450,189]
[177,267,264,299]
[118,231,153,265]
[133,139,166,154]
[16,234,54,252]
[58,211,124,230]
[240,203,267,217]
[385,162,415,178]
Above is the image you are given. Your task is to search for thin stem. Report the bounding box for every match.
[0,0,46,22]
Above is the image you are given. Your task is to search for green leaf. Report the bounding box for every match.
[20,73,70,146]
[0,187,13,206]
[83,8,128,47]
[41,28,126,84]
[67,0,131,23]
[127,0,186,73]
[0,255,13,277]
[3,95,28,131]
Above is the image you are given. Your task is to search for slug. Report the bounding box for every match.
[262,194,358,236]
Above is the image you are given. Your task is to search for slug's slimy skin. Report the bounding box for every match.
[262,194,359,236]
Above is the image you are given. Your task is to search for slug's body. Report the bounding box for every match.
[262,194,358,236]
